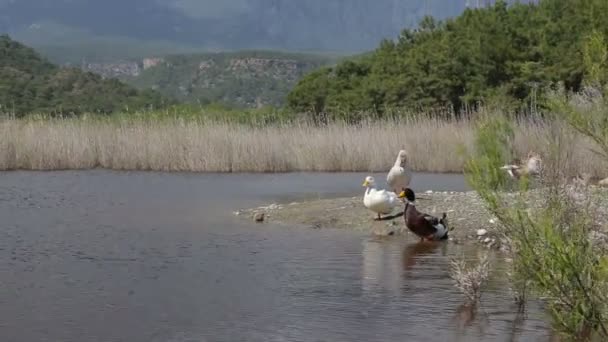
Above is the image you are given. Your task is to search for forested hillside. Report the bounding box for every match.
[288,0,608,114]
[0,35,168,116]
[122,51,335,108]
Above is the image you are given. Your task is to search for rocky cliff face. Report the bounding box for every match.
[81,62,141,78]
[79,57,166,79]
[80,52,333,108]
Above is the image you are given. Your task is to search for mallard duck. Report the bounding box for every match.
[398,188,449,241]
[362,176,399,220]
[387,149,412,193]
[500,151,542,179]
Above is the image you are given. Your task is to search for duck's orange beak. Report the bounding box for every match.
[362,180,369,187]
[398,190,405,198]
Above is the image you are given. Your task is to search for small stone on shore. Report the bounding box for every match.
[477,229,488,236]
[253,212,265,222]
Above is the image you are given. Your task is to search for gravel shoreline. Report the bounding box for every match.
[236,190,507,248]
[236,186,608,252]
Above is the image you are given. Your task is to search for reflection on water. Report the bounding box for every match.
[454,303,480,329]
[402,239,446,270]
[361,237,553,342]
[0,171,553,342]
[361,237,403,295]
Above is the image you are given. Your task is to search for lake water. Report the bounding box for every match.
[0,171,554,341]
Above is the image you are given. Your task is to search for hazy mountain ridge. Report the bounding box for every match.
[0,1,533,110]
[0,0,530,53]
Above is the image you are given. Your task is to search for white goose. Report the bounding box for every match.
[387,149,412,193]
[362,176,399,220]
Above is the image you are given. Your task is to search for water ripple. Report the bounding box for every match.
[0,171,552,342]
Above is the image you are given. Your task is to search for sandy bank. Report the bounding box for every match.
[236,187,608,252]
[237,190,504,248]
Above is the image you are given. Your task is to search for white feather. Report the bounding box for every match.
[500,164,520,179]
[433,223,447,239]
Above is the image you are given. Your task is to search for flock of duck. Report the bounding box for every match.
[362,150,543,242]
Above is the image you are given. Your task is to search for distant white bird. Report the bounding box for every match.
[362,176,399,220]
[387,149,412,193]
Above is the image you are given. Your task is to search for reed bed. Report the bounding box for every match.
[0,115,605,177]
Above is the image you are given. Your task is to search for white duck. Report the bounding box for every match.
[387,149,412,193]
[362,176,400,220]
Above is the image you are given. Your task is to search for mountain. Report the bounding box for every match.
[0,0,531,59]
[9,21,206,64]
[80,51,337,108]
[0,35,169,116]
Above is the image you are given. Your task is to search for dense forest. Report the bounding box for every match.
[0,35,169,116]
[287,0,608,115]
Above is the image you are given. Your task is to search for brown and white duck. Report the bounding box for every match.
[500,151,542,179]
[398,188,449,241]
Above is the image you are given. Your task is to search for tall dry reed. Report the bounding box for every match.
[0,116,605,176]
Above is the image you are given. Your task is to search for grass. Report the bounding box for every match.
[0,110,606,176]
[450,253,491,304]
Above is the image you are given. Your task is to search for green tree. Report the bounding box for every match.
[582,30,608,89]
[0,35,170,116]
[287,0,608,116]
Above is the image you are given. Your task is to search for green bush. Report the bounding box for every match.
[464,90,608,340]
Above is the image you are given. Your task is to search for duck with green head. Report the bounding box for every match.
[398,188,449,241]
